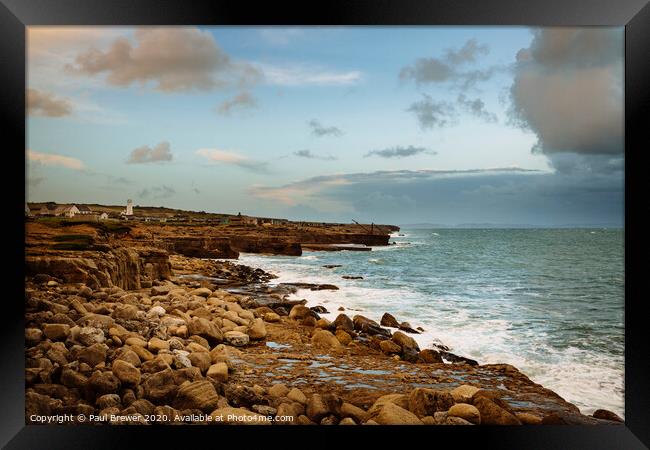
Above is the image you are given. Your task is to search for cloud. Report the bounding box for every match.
[28,176,46,187]
[216,91,258,115]
[293,149,337,160]
[138,185,175,199]
[65,27,262,92]
[399,39,493,90]
[196,148,269,173]
[457,94,498,122]
[445,39,489,64]
[126,141,173,164]
[364,146,436,158]
[406,94,456,130]
[27,89,73,117]
[249,167,540,206]
[308,119,343,137]
[259,63,362,86]
[27,150,84,170]
[509,28,623,172]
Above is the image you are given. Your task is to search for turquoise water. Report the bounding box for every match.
[238,228,625,417]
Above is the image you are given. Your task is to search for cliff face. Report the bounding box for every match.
[228,237,302,256]
[155,236,239,259]
[25,246,171,290]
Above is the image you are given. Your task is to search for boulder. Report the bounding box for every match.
[287,388,308,405]
[472,396,521,425]
[173,380,220,413]
[289,305,314,321]
[407,388,454,418]
[206,362,229,382]
[373,402,423,425]
[380,312,400,328]
[341,402,369,423]
[190,287,212,298]
[391,331,420,353]
[367,394,410,417]
[448,403,481,424]
[88,371,121,395]
[335,330,352,346]
[247,318,267,340]
[516,412,543,425]
[78,343,108,367]
[43,323,70,341]
[77,327,105,346]
[352,315,391,337]
[25,328,43,346]
[268,384,290,398]
[264,312,281,323]
[419,349,443,363]
[311,330,342,350]
[111,360,141,386]
[306,394,330,423]
[332,314,354,333]
[224,331,250,347]
[147,337,170,353]
[450,384,481,403]
[592,409,624,423]
[380,340,402,355]
[187,317,223,344]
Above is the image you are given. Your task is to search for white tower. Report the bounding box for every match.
[126,199,133,216]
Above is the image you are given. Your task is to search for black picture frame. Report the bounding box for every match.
[4,0,649,448]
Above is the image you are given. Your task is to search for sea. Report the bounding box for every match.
[237,228,625,418]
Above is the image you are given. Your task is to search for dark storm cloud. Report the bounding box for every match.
[364,146,436,158]
[509,28,623,170]
[249,167,622,226]
[308,119,343,137]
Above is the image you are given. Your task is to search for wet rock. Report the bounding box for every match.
[315,318,331,329]
[323,265,342,269]
[440,351,478,366]
[342,276,363,280]
[311,330,342,350]
[111,360,141,386]
[353,315,391,337]
[419,349,443,363]
[448,403,481,424]
[516,412,543,425]
[332,314,354,333]
[407,388,454,418]
[310,306,329,314]
[592,409,624,423]
[289,305,315,321]
[398,322,420,334]
[335,330,352,346]
[380,339,401,355]
[473,396,521,425]
[380,313,400,328]
[391,331,420,353]
[173,380,220,413]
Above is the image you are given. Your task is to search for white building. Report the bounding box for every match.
[54,205,80,218]
[99,212,109,220]
[121,199,134,216]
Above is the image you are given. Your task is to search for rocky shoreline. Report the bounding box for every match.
[23,219,624,426]
[24,250,625,426]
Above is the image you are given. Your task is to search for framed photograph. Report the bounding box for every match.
[3,0,649,447]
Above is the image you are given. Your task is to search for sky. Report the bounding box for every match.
[26,26,624,226]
